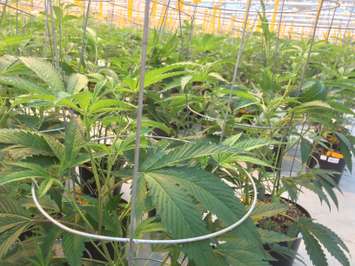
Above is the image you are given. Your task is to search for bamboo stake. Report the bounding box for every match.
[128,1,151,265]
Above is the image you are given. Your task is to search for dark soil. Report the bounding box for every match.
[258,198,310,234]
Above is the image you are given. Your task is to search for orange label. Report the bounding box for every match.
[326,151,344,159]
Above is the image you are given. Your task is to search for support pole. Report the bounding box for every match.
[298,0,324,90]
[128,0,151,265]
[220,0,252,141]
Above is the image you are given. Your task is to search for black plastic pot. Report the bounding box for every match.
[308,152,346,185]
[263,198,311,266]
[267,238,302,266]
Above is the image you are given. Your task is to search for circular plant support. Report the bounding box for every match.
[31,172,257,245]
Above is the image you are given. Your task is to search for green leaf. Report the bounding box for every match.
[300,219,350,266]
[59,121,82,174]
[233,155,274,167]
[20,57,65,93]
[143,63,188,89]
[89,99,135,114]
[144,169,230,265]
[232,138,278,152]
[144,171,208,238]
[300,227,328,266]
[62,233,85,266]
[66,73,88,94]
[141,141,234,171]
[0,129,53,157]
[258,228,296,244]
[0,76,48,94]
[141,118,172,135]
[148,167,247,225]
[293,100,333,112]
[251,202,288,221]
[0,225,29,259]
[0,170,47,186]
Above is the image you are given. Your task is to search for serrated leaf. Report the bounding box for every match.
[300,219,350,266]
[251,202,288,221]
[141,141,235,171]
[0,170,48,186]
[0,129,53,157]
[20,57,64,93]
[67,73,88,94]
[258,228,296,244]
[0,225,29,258]
[62,233,85,266]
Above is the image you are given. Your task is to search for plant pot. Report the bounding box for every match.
[308,152,346,185]
[267,237,303,266]
[261,197,311,266]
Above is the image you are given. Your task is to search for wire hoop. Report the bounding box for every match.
[31,171,257,245]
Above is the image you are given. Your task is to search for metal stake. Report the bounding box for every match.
[128,0,151,265]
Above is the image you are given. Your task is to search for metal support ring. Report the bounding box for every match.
[31,171,257,245]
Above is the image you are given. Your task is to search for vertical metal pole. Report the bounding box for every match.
[287,0,324,178]
[0,0,9,27]
[48,0,59,69]
[231,0,252,84]
[220,0,252,141]
[342,9,353,45]
[298,0,324,90]
[325,4,338,42]
[273,0,285,72]
[187,4,198,58]
[80,0,92,68]
[15,0,19,35]
[128,1,151,265]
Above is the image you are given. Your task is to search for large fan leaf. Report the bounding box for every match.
[20,57,65,93]
[0,129,53,157]
[144,171,223,265]
[297,218,350,266]
[0,76,48,94]
[251,202,288,222]
[144,167,264,265]
[141,141,238,171]
[62,233,85,266]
